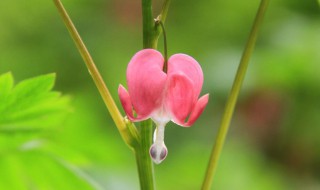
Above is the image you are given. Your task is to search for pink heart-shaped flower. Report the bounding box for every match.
[118,49,209,163]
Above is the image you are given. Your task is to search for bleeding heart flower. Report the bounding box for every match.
[118,49,209,164]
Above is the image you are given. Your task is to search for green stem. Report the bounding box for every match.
[52,0,138,147]
[134,1,157,189]
[155,20,168,72]
[201,0,270,189]
[135,120,155,190]
[154,0,171,47]
[133,0,171,189]
[142,0,155,48]
[141,0,171,48]
[158,0,171,24]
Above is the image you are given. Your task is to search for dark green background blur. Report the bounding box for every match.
[1,0,320,189]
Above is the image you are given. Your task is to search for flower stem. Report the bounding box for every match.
[142,0,155,48]
[134,1,157,189]
[155,20,168,72]
[135,120,155,190]
[158,0,171,24]
[52,0,138,147]
[133,0,171,189]
[142,0,171,48]
[201,0,270,189]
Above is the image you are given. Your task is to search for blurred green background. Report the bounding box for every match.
[1,0,320,189]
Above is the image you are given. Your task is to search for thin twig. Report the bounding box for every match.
[52,0,136,146]
[201,0,270,189]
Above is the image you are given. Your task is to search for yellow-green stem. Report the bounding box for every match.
[201,0,270,189]
[52,0,137,147]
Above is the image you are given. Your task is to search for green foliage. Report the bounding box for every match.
[0,150,99,190]
[0,72,70,132]
[0,73,100,189]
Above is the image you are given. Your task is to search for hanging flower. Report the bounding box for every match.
[118,49,209,164]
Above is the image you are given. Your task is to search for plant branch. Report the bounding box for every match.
[158,0,171,24]
[132,1,160,189]
[142,0,155,48]
[153,0,171,47]
[135,120,155,190]
[201,0,270,189]
[133,0,172,189]
[52,0,138,148]
[141,0,171,48]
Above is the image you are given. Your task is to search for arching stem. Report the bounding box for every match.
[155,19,168,73]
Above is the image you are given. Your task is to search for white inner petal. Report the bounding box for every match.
[151,104,171,125]
[150,121,168,164]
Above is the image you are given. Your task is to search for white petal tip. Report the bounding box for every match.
[149,143,168,164]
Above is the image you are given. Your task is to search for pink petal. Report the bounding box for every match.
[184,94,209,127]
[126,49,167,119]
[166,73,195,126]
[118,85,149,121]
[167,54,203,99]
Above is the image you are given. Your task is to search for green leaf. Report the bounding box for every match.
[0,73,71,132]
[0,73,103,190]
[0,72,14,100]
[0,149,101,190]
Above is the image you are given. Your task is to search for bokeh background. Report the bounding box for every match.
[1,0,320,189]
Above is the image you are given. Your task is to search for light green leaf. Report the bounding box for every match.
[0,73,71,132]
[0,73,103,190]
[0,149,100,190]
[0,72,14,100]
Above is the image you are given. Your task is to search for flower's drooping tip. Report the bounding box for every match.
[149,122,168,164]
[149,142,168,164]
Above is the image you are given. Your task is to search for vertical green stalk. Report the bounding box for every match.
[134,0,171,189]
[201,0,270,189]
[142,0,156,48]
[135,120,155,190]
[135,1,156,189]
[142,0,171,48]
